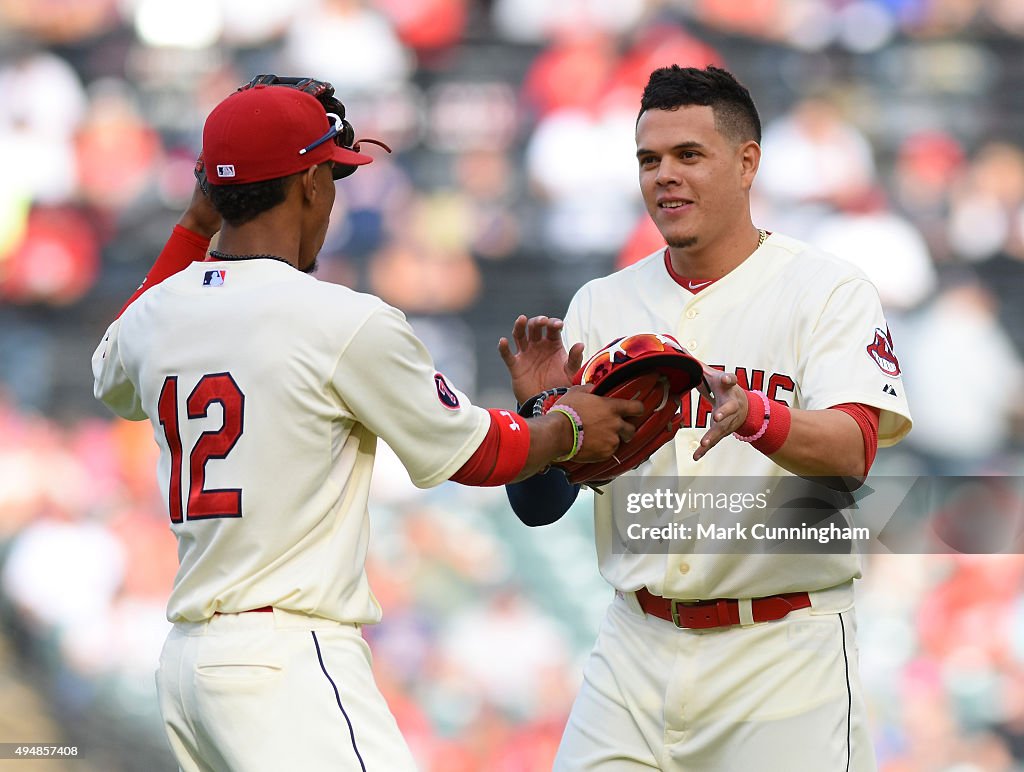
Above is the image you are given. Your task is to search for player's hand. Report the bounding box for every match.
[177,175,222,239]
[693,369,748,461]
[554,385,644,463]
[498,315,585,404]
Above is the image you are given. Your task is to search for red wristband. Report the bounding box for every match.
[734,390,769,441]
[451,409,531,486]
[752,398,791,456]
[734,389,791,456]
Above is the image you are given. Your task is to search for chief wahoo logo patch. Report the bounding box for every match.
[866,327,901,377]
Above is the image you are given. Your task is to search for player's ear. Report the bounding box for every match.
[738,140,760,190]
[299,164,322,204]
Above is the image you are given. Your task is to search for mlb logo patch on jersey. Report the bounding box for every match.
[203,269,227,287]
[434,373,460,409]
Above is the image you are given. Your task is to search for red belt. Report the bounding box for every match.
[634,588,811,629]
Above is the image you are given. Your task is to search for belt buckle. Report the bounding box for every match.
[669,598,700,628]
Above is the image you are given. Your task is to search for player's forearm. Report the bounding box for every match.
[764,408,866,479]
[451,389,638,486]
[516,413,576,481]
[177,210,221,240]
[449,408,576,487]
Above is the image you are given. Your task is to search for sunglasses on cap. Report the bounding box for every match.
[299,112,391,180]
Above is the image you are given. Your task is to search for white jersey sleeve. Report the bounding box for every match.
[332,305,489,488]
[796,276,912,446]
[92,317,146,421]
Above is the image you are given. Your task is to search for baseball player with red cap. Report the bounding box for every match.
[502,65,913,771]
[92,80,643,771]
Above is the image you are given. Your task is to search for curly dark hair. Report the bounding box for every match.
[639,65,761,145]
[208,176,290,226]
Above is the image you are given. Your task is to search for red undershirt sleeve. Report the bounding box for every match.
[830,403,881,475]
[116,224,211,318]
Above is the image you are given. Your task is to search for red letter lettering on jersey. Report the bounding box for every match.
[766,374,796,406]
[734,368,766,392]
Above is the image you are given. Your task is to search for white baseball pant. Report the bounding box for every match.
[156,608,417,772]
[554,589,875,771]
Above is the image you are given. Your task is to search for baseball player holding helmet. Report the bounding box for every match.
[92,76,645,771]
[502,65,913,770]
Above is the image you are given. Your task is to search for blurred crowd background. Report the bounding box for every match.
[2,0,1024,769]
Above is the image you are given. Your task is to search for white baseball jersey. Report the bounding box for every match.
[563,232,912,603]
[93,258,489,624]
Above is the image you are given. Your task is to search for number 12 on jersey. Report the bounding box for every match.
[157,372,245,522]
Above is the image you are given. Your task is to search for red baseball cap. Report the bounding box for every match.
[202,85,374,185]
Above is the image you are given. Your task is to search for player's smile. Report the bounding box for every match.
[653,192,698,247]
[656,197,695,215]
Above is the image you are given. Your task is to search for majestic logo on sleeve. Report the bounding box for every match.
[434,373,460,409]
[866,327,901,377]
[203,269,226,287]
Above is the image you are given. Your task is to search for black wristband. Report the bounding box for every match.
[518,387,570,418]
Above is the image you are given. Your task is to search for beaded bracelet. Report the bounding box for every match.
[733,390,770,443]
[549,405,584,462]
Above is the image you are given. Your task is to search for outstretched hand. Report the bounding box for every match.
[498,315,585,404]
[693,369,749,461]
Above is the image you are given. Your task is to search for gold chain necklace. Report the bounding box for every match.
[757,229,767,247]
